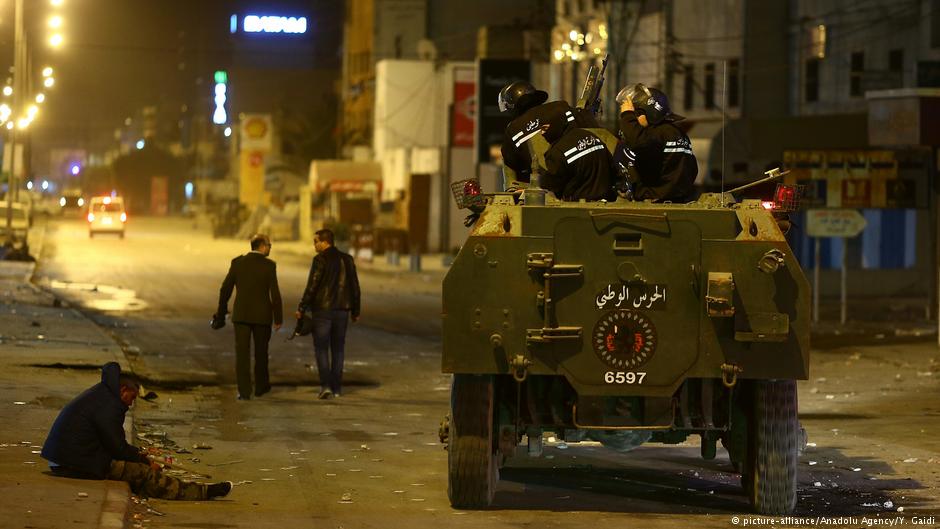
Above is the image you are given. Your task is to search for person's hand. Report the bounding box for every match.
[620,97,634,114]
[294,310,302,320]
[274,323,282,331]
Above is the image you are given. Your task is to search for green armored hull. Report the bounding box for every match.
[442,193,810,515]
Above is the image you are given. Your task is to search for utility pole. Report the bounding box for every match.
[5,0,24,245]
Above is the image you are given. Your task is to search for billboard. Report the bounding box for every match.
[452,67,475,148]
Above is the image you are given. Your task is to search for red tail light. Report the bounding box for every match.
[463,180,482,197]
[120,212,127,222]
[87,213,95,222]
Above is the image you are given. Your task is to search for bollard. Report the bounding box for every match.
[409,249,422,273]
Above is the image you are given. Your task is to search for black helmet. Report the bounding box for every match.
[498,81,548,113]
[615,83,684,125]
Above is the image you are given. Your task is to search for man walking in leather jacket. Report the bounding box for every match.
[296,228,361,399]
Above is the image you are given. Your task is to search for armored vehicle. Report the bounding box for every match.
[441,130,809,515]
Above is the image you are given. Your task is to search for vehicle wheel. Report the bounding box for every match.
[745,380,798,515]
[447,374,497,509]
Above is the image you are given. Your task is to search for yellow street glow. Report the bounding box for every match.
[44,77,55,88]
[2,86,12,96]
[5,122,13,130]
[51,0,64,6]
[42,67,54,77]
[50,34,63,47]
[36,94,45,104]
[49,15,63,28]
[17,118,30,129]
[27,105,38,117]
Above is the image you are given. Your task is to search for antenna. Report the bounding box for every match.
[720,59,727,206]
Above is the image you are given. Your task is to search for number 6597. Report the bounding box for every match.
[604,371,647,384]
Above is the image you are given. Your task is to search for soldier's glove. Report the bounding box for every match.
[463,212,480,227]
[615,180,634,201]
[210,313,226,330]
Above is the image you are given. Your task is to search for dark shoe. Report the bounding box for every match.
[207,481,233,499]
[237,394,251,401]
[317,389,333,400]
[255,386,271,397]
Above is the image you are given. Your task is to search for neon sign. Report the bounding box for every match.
[231,14,307,35]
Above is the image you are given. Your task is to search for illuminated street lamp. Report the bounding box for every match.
[49,34,64,47]
[42,67,53,78]
[2,86,11,96]
[35,93,45,104]
[50,0,64,6]
[48,15,63,28]
[17,117,30,129]
[5,121,12,130]
[27,104,38,118]
[43,77,55,88]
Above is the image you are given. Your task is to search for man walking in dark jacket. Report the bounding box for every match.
[215,233,283,400]
[295,228,361,400]
[41,362,231,500]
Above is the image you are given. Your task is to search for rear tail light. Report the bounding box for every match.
[771,183,804,212]
[450,178,485,209]
[120,212,127,222]
[87,213,95,222]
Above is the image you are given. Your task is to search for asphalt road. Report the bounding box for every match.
[34,216,940,528]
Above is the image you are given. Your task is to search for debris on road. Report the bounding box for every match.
[206,459,243,467]
[77,492,88,498]
[902,458,918,463]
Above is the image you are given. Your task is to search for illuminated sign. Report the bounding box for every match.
[213,70,227,125]
[230,14,307,35]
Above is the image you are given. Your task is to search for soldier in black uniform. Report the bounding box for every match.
[498,81,598,183]
[615,83,697,202]
[542,128,615,201]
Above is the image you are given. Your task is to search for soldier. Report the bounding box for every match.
[42,362,232,500]
[616,83,697,202]
[499,81,598,184]
[541,128,615,201]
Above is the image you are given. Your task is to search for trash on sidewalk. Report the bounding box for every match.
[192,442,212,450]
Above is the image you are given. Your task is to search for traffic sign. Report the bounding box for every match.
[806,209,867,238]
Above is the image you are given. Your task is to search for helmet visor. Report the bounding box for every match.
[498,92,510,113]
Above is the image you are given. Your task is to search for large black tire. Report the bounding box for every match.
[447,374,497,508]
[746,380,799,515]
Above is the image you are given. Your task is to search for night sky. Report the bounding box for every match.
[0,0,341,174]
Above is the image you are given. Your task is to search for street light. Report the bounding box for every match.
[50,0,64,6]
[35,93,45,104]
[17,117,30,129]
[43,77,54,88]
[2,86,11,96]
[42,67,53,77]
[49,34,64,47]
[48,15,63,28]
[5,122,12,130]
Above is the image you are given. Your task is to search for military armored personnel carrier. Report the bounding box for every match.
[441,133,810,514]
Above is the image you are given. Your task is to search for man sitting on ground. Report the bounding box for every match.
[41,362,232,500]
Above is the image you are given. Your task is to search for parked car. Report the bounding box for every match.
[87,196,127,238]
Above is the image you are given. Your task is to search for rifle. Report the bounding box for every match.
[576,54,609,116]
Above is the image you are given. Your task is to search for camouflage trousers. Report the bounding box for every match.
[107,460,207,500]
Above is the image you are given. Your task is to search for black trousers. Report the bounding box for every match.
[234,322,271,397]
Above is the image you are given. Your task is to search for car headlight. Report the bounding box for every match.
[59,197,66,207]
[77,198,85,207]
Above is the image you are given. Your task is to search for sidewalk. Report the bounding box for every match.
[0,224,134,528]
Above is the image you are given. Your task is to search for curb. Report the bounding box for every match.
[98,481,131,529]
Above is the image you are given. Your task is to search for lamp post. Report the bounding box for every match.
[5,0,24,245]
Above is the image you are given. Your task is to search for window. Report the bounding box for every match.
[850,51,864,97]
[805,58,820,103]
[704,63,715,109]
[889,48,904,88]
[683,64,694,110]
[933,0,940,48]
[728,59,740,108]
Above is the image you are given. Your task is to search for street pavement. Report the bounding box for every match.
[4,215,939,528]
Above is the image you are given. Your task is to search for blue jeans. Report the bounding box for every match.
[312,309,349,393]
